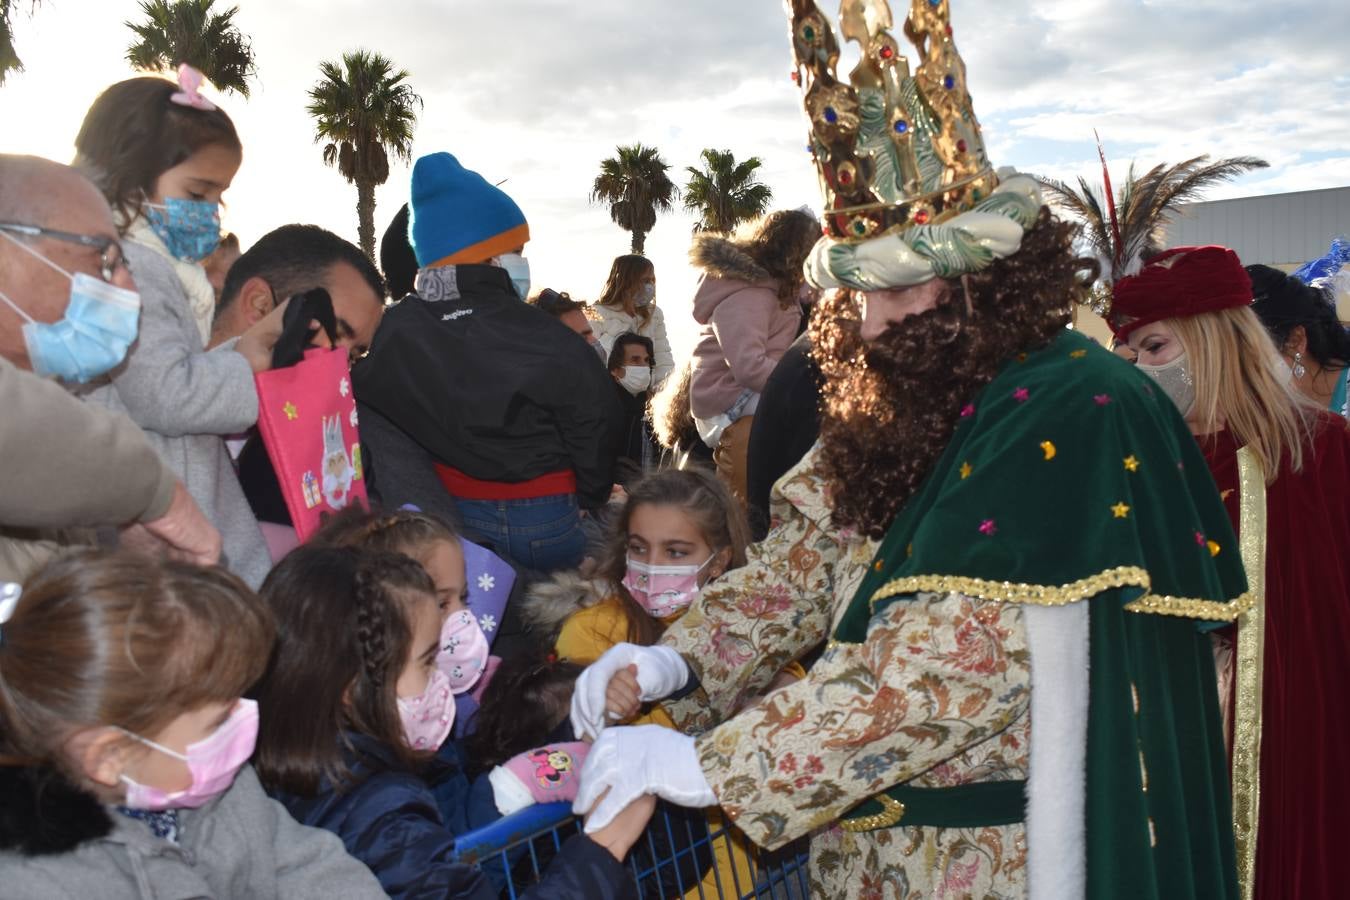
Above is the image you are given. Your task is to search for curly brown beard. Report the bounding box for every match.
[811,208,1097,538]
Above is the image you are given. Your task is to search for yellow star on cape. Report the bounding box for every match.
[1124,455,1140,472]
[1070,349,1088,359]
[283,401,298,421]
[1111,502,1131,519]
[1207,540,1222,557]
[959,462,973,480]
[1040,440,1057,461]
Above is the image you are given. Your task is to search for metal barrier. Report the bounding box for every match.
[451,801,812,899]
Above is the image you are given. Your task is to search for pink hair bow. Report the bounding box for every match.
[170,63,217,111]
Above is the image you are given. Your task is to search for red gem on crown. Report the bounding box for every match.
[914,209,931,225]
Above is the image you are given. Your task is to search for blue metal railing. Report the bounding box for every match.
[450,801,811,899]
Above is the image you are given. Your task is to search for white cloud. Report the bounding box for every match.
[2,0,1344,358]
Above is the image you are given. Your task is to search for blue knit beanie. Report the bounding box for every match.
[409,152,530,268]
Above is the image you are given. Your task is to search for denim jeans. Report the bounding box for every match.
[453,493,586,574]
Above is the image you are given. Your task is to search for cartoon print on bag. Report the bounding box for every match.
[301,471,321,509]
[320,415,356,509]
[529,748,575,788]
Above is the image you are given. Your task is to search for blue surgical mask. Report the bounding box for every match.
[0,231,141,382]
[498,253,531,300]
[144,197,222,262]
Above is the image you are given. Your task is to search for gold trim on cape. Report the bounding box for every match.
[838,795,906,833]
[1231,446,1268,900]
[867,566,1254,621]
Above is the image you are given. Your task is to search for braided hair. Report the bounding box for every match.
[253,546,437,796]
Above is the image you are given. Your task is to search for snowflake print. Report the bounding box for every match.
[478,614,497,633]
[477,573,496,592]
[349,408,359,428]
[339,377,350,397]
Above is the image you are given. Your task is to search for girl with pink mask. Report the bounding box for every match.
[251,547,650,900]
[522,468,798,899]
[0,551,385,898]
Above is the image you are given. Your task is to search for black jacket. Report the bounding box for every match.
[272,733,635,900]
[746,332,822,540]
[353,266,622,509]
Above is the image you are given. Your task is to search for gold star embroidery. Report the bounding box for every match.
[1070,349,1088,359]
[1124,455,1140,472]
[873,560,884,572]
[1040,441,1057,461]
[1208,541,1221,557]
[1112,502,1131,519]
[960,462,973,479]
[283,401,298,421]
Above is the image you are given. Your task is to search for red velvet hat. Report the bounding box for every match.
[1110,245,1253,340]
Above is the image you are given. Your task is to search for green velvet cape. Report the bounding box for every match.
[836,330,1245,900]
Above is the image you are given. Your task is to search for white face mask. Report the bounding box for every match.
[618,365,652,395]
[1137,352,1196,418]
[497,253,531,300]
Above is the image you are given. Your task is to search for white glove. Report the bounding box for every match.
[569,643,690,740]
[573,725,716,832]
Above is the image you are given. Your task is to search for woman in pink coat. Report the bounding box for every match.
[688,209,819,503]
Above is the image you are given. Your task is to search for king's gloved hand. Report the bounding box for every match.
[569,643,690,740]
[573,725,716,832]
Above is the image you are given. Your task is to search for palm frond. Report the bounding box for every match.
[124,0,256,96]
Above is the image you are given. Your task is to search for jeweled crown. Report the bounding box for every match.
[788,0,998,243]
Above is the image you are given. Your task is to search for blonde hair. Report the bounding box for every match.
[1166,306,1317,480]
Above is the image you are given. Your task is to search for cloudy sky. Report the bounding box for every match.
[2,0,1345,356]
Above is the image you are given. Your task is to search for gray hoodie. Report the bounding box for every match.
[0,766,384,899]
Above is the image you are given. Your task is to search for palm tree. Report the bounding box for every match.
[1040,148,1267,310]
[125,0,256,97]
[307,50,422,260]
[1,0,39,86]
[591,144,678,254]
[683,149,773,235]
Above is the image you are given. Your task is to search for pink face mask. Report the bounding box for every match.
[397,666,456,752]
[437,609,489,694]
[622,554,717,619]
[119,699,258,811]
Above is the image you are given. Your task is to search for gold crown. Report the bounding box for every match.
[788,0,999,243]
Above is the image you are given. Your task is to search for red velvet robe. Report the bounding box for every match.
[1202,412,1350,900]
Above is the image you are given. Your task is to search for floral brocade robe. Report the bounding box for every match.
[661,449,1032,898]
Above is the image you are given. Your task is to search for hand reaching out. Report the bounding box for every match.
[583,789,656,861]
[605,664,642,722]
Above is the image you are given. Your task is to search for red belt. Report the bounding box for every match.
[434,464,577,501]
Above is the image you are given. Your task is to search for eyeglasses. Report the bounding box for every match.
[0,222,127,284]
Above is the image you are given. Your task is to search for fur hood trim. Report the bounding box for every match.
[519,571,613,642]
[689,234,771,284]
[0,764,114,856]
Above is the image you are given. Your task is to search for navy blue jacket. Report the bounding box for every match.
[272,734,635,900]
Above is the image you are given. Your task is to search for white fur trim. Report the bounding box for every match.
[488,765,534,816]
[1022,602,1090,900]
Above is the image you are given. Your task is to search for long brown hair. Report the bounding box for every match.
[814,207,1096,536]
[595,254,655,324]
[0,551,273,773]
[1165,306,1317,479]
[73,77,241,232]
[465,651,582,772]
[733,208,820,307]
[597,468,750,645]
[253,547,436,796]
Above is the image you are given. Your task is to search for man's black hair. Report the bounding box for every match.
[608,332,654,371]
[533,288,585,317]
[217,224,385,316]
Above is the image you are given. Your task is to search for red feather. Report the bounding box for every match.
[1095,130,1124,269]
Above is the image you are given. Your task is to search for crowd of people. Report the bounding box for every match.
[1,2,1349,898]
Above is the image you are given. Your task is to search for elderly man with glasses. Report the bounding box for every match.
[0,154,221,581]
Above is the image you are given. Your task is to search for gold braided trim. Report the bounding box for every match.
[824,168,997,217]
[1231,446,1268,900]
[839,795,906,833]
[868,566,1254,622]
